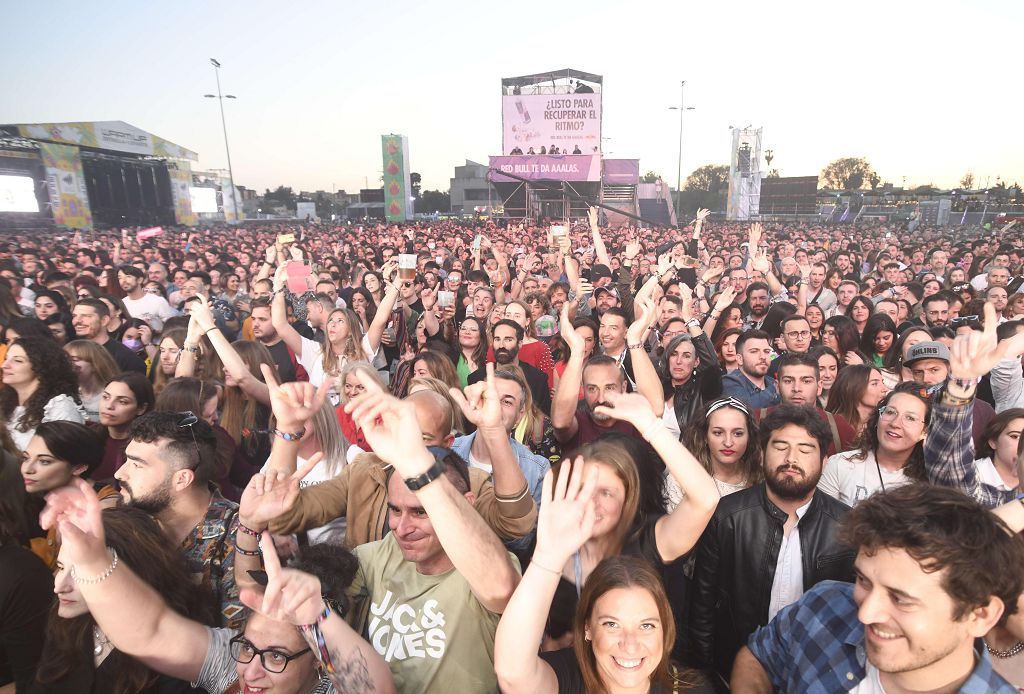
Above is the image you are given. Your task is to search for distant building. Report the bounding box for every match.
[450,160,497,215]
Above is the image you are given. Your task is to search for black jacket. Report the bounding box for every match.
[662,331,722,434]
[468,360,551,416]
[686,483,855,680]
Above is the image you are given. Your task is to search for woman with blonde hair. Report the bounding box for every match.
[272,259,399,391]
[335,360,385,457]
[63,340,119,423]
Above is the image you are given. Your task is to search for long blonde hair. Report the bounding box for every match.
[322,308,369,377]
[308,398,349,479]
[220,340,275,456]
[150,328,186,397]
[495,365,545,448]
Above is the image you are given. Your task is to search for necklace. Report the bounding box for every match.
[985,639,1024,659]
[93,625,110,656]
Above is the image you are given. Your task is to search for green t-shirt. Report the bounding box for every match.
[349,534,516,693]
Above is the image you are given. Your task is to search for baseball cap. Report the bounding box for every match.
[534,314,558,339]
[591,264,612,281]
[594,286,619,299]
[903,341,950,366]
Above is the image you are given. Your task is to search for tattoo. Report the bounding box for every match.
[328,647,374,692]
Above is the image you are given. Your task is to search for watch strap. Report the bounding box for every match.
[404,456,447,491]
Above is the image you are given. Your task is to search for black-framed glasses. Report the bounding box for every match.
[176,411,202,469]
[228,635,311,673]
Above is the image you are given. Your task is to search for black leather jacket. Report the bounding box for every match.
[662,332,723,434]
[685,483,855,680]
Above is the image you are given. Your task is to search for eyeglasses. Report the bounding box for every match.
[878,406,923,426]
[784,330,811,339]
[229,635,310,673]
[176,411,203,469]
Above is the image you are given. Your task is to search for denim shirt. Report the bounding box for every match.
[747,581,1014,692]
[722,370,781,409]
[451,432,549,505]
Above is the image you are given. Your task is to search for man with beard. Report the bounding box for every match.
[722,330,780,409]
[743,282,771,329]
[732,485,1023,692]
[468,319,550,415]
[114,411,246,628]
[687,404,855,684]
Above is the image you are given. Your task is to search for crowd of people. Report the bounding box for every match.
[2,208,1024,693]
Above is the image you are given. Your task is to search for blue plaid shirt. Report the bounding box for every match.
[747,581,1014,692]
[924,392,1017,509]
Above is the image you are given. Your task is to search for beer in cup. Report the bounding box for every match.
[398,254,417,281]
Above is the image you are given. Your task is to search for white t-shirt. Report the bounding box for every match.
[8,394,86,451]
[122,292,177,330]
[260,453,348,544]
[818,449,912,506]
[975,456,1015,491]
[849,661,887,692]
[299,334,377,388]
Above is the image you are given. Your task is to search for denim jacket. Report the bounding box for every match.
[451,432,549,505]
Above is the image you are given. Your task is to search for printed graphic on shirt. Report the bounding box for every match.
[368,590,447,662]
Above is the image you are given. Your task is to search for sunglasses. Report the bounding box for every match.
[177,411,203,469]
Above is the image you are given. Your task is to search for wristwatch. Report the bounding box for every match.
[404,455,447,491]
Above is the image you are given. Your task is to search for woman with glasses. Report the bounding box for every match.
[38,483,394,694]
[63,340,119,424]
[818,382,931,505]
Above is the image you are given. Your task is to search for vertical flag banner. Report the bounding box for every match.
[38,142,92,229]
[169,162,197,226]
[382,134,412,222]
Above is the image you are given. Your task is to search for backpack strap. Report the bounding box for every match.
[825,411,842,455]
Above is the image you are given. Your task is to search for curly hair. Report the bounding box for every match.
[840,484,1024,623]
[0,336,81,433]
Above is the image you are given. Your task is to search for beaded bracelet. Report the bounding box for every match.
[71,548,119,585]
[237,521,263,538]
[235,545,261,557]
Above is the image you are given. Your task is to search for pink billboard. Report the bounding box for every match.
[489,155,602,183]
[502,94,602,155]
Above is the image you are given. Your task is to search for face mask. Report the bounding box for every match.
[122,338,143,351]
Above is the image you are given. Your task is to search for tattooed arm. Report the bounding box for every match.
[301,610,394,693]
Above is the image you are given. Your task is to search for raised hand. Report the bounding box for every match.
[696,208,711,222]
[265,245,277,265]
[259,363,331,433]
[449,363,502,430]
[39,478,107,573]
[627,296,656,345]
[593,390,659,430]
[420,284,438,311]
[188,294,217,334]
[288,246,304,262]
[533,459,599,568]
[657,253,675,276]
[240,533,322,626]
[701,266,724,283]
[750,248,772,274]
[560,303,585,355]
[239,455,322,530]
[679,284,695,320]
[624,239,641,261]
[272,264,288,293]
[345,372,433,478]
[587,206,599,231]
[380,259,399,284]
[714,285,738,312]
[949,302,1009,380]
[576,277,594,296]
[749,222,764,247]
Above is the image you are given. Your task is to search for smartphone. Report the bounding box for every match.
[277,233,295,245]
[438,291,455,307]
[472,235,482,251]
[678,255,700,268]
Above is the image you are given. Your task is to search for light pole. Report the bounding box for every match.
[204,58,240,222]
[668,81,695,225]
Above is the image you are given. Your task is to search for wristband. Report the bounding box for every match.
[949,375,982,389]
[235,545,261,557]
[627,342,644,350]
[530,561,563,576]
[273,428,306,441]
[182,344,200,354]
[299,602,337,675]
[237,521,263,537]
[203,326,219,335]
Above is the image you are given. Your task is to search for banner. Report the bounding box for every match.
[137,226,164,240]
[603,159,640,185]
[38,142,92,229]
[18,121,197,161]
[502,94,601,155]
[489,154,601,183]
[382,134,412,222]
[169,162,196,226]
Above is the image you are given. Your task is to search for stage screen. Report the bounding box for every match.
[189,187,217,213]
[502,94,601,155]
[0,175,39,212]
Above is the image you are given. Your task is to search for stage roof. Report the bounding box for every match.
[0,121,197,161]
[501,69,602,88]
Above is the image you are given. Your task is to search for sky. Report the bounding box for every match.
[2,0,1022,196]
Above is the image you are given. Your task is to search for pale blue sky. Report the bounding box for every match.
[3,0,1021,195]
